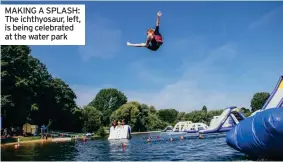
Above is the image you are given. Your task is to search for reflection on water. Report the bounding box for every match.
[2,141,79,161]
[1,132,248,161]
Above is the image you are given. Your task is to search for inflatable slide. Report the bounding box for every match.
[108,125,132,140]
[226,75,283,159]
[261,76,283,109]
[199,107,246,134]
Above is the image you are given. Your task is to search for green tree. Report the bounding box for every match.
[202,105,208,113]
[97,126,106,137]
[71,108,84,132]
[29,77,80,132]
[1,45,81,132]
[88,88,127,125]
[201,105,208,123]
[110,103,139,131]
[149,106,157,114]
[157,109,179,124]
[184,110,207,123]
[135,103,150,132]
[146,114,168,131]
[240,107,252,117]
[251,92,270,112]
[82,106,102,132]
[182,109,223,125]
[46,78,78,131]
[175,112,186,123]
[1,45,52,127]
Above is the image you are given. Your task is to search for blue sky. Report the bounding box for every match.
[6,1,283,112]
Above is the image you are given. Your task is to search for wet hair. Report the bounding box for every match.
[147,28,155,35]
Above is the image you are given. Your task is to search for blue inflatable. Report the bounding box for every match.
[226,108,283,159]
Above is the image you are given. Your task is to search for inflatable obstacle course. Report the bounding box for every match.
[199,107,246,134]
[262,76,283,109]
[226,75,283,159]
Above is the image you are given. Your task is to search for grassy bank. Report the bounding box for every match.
[1,136,51,146]
[1,133,104,146]
[1,136,42,144]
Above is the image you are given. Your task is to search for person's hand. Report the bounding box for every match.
[157,11,162,17]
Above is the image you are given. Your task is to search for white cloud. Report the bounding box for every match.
[247,5,283,31]
[123,43,252,111]
[71,43,254,112]
[78,15,122,60]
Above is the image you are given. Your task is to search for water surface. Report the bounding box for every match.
[1,132,247,161]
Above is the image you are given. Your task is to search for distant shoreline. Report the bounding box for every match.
[1,131,161,146]
[1,137,72,147]
[131,131,161,135]
[1,138,52,147]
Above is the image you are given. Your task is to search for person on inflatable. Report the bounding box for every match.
[127,11,163,51]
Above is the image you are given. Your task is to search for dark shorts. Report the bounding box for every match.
[148,41,162,51]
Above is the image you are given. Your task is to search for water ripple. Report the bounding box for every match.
[2,133,251,161]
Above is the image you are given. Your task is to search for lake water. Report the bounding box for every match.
[1,132,248,161]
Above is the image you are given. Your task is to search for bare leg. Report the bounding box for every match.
[127,42,146,47]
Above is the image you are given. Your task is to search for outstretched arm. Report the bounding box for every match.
[156,11,162,26]
[155,11,162,34]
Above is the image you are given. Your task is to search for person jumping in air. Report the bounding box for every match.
[127,11,163,51]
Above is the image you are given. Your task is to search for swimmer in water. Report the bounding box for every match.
[127,11,163,51]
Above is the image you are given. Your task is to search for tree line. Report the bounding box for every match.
[1,45,271,136]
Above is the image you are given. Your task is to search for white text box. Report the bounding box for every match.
[0,4,85,45]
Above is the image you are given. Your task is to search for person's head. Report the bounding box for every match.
[112,120,116,126]
[147,28,155,35]
[118,121,121,125]
[122,119,125,125]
